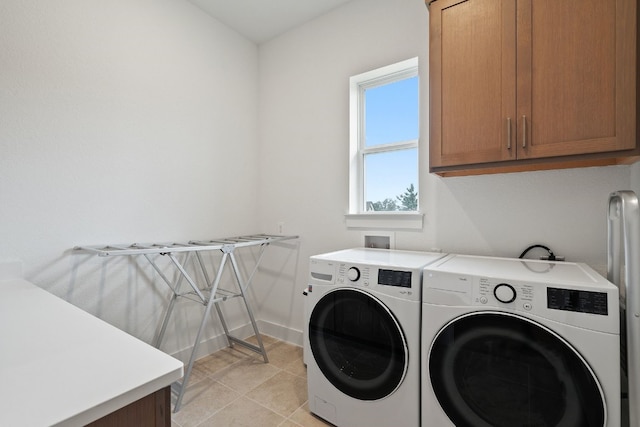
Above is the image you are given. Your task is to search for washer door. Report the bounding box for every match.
[429,312,606,427]
[309,288,408,400]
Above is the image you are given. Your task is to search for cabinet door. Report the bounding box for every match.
[517,0,636,159]
[429,0,517,168]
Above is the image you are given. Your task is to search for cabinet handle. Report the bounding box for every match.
[506,117,512,150]
[522,115,527,148]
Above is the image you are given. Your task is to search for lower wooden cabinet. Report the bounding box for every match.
[86,387,171,427]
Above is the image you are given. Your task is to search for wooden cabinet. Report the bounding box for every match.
[428,0,638,176]
[86,387,171,427]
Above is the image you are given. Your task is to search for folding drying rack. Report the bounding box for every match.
[74,233,298,412]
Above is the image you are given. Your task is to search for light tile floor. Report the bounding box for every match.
[171,335,333,427]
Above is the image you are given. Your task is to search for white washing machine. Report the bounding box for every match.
[305,248,447,427]
[422,254,621,427]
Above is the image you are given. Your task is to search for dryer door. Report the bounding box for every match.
[309,288,408,401]
[429,312,606,427]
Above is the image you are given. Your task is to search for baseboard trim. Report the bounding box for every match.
[169,321,302,362]
[257,320,303,347]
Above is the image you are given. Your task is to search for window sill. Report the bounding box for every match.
[344,212,424,230]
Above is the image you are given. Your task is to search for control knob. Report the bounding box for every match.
[347,267,361,282]
[494,283,516,303]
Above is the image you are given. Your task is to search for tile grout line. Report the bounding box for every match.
[192,388,245,427]
[282,399,311,426]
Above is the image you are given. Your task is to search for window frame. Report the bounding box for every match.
[346,57,423,230]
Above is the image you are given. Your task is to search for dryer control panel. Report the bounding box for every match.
[473,278,609,316]
[475,278,536,311]
[423,254,619,334]
[546,287,608,315]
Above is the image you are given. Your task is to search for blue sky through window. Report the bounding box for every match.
[365,76,419,147]
[364,76,419,205]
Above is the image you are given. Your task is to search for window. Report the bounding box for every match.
[349,58,420,220]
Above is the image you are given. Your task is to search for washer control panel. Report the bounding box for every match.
[338,264,372,286]
[474,278,535,311]
[346,266,361,282]
[333,262,420,301]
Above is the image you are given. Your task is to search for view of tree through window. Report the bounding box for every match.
[367,184,418,212]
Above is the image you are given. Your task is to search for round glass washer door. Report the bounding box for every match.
[309,288,408,400]
[429,312,606,427]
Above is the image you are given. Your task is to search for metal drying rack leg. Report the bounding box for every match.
[173,252,229,412]
[170,246,272,412]
[227,250,269,362]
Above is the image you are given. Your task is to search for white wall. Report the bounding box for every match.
[0,0,260,358]
[256,0,632,340]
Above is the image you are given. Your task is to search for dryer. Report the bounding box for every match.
[422,254,620,427]
[305,248,446,427]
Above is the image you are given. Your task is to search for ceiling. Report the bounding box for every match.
[188,0,355,44]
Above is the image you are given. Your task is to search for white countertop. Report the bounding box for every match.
[0,278,183,426]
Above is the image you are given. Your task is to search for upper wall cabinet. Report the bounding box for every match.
[428,0,638,176]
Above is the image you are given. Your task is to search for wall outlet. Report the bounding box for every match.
[277,222,284,234]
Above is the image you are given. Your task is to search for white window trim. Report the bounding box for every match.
[346,57,423,230]
[345,212,424,230]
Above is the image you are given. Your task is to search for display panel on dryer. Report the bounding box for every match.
[547,287,608,315]
[378,269,412,288]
